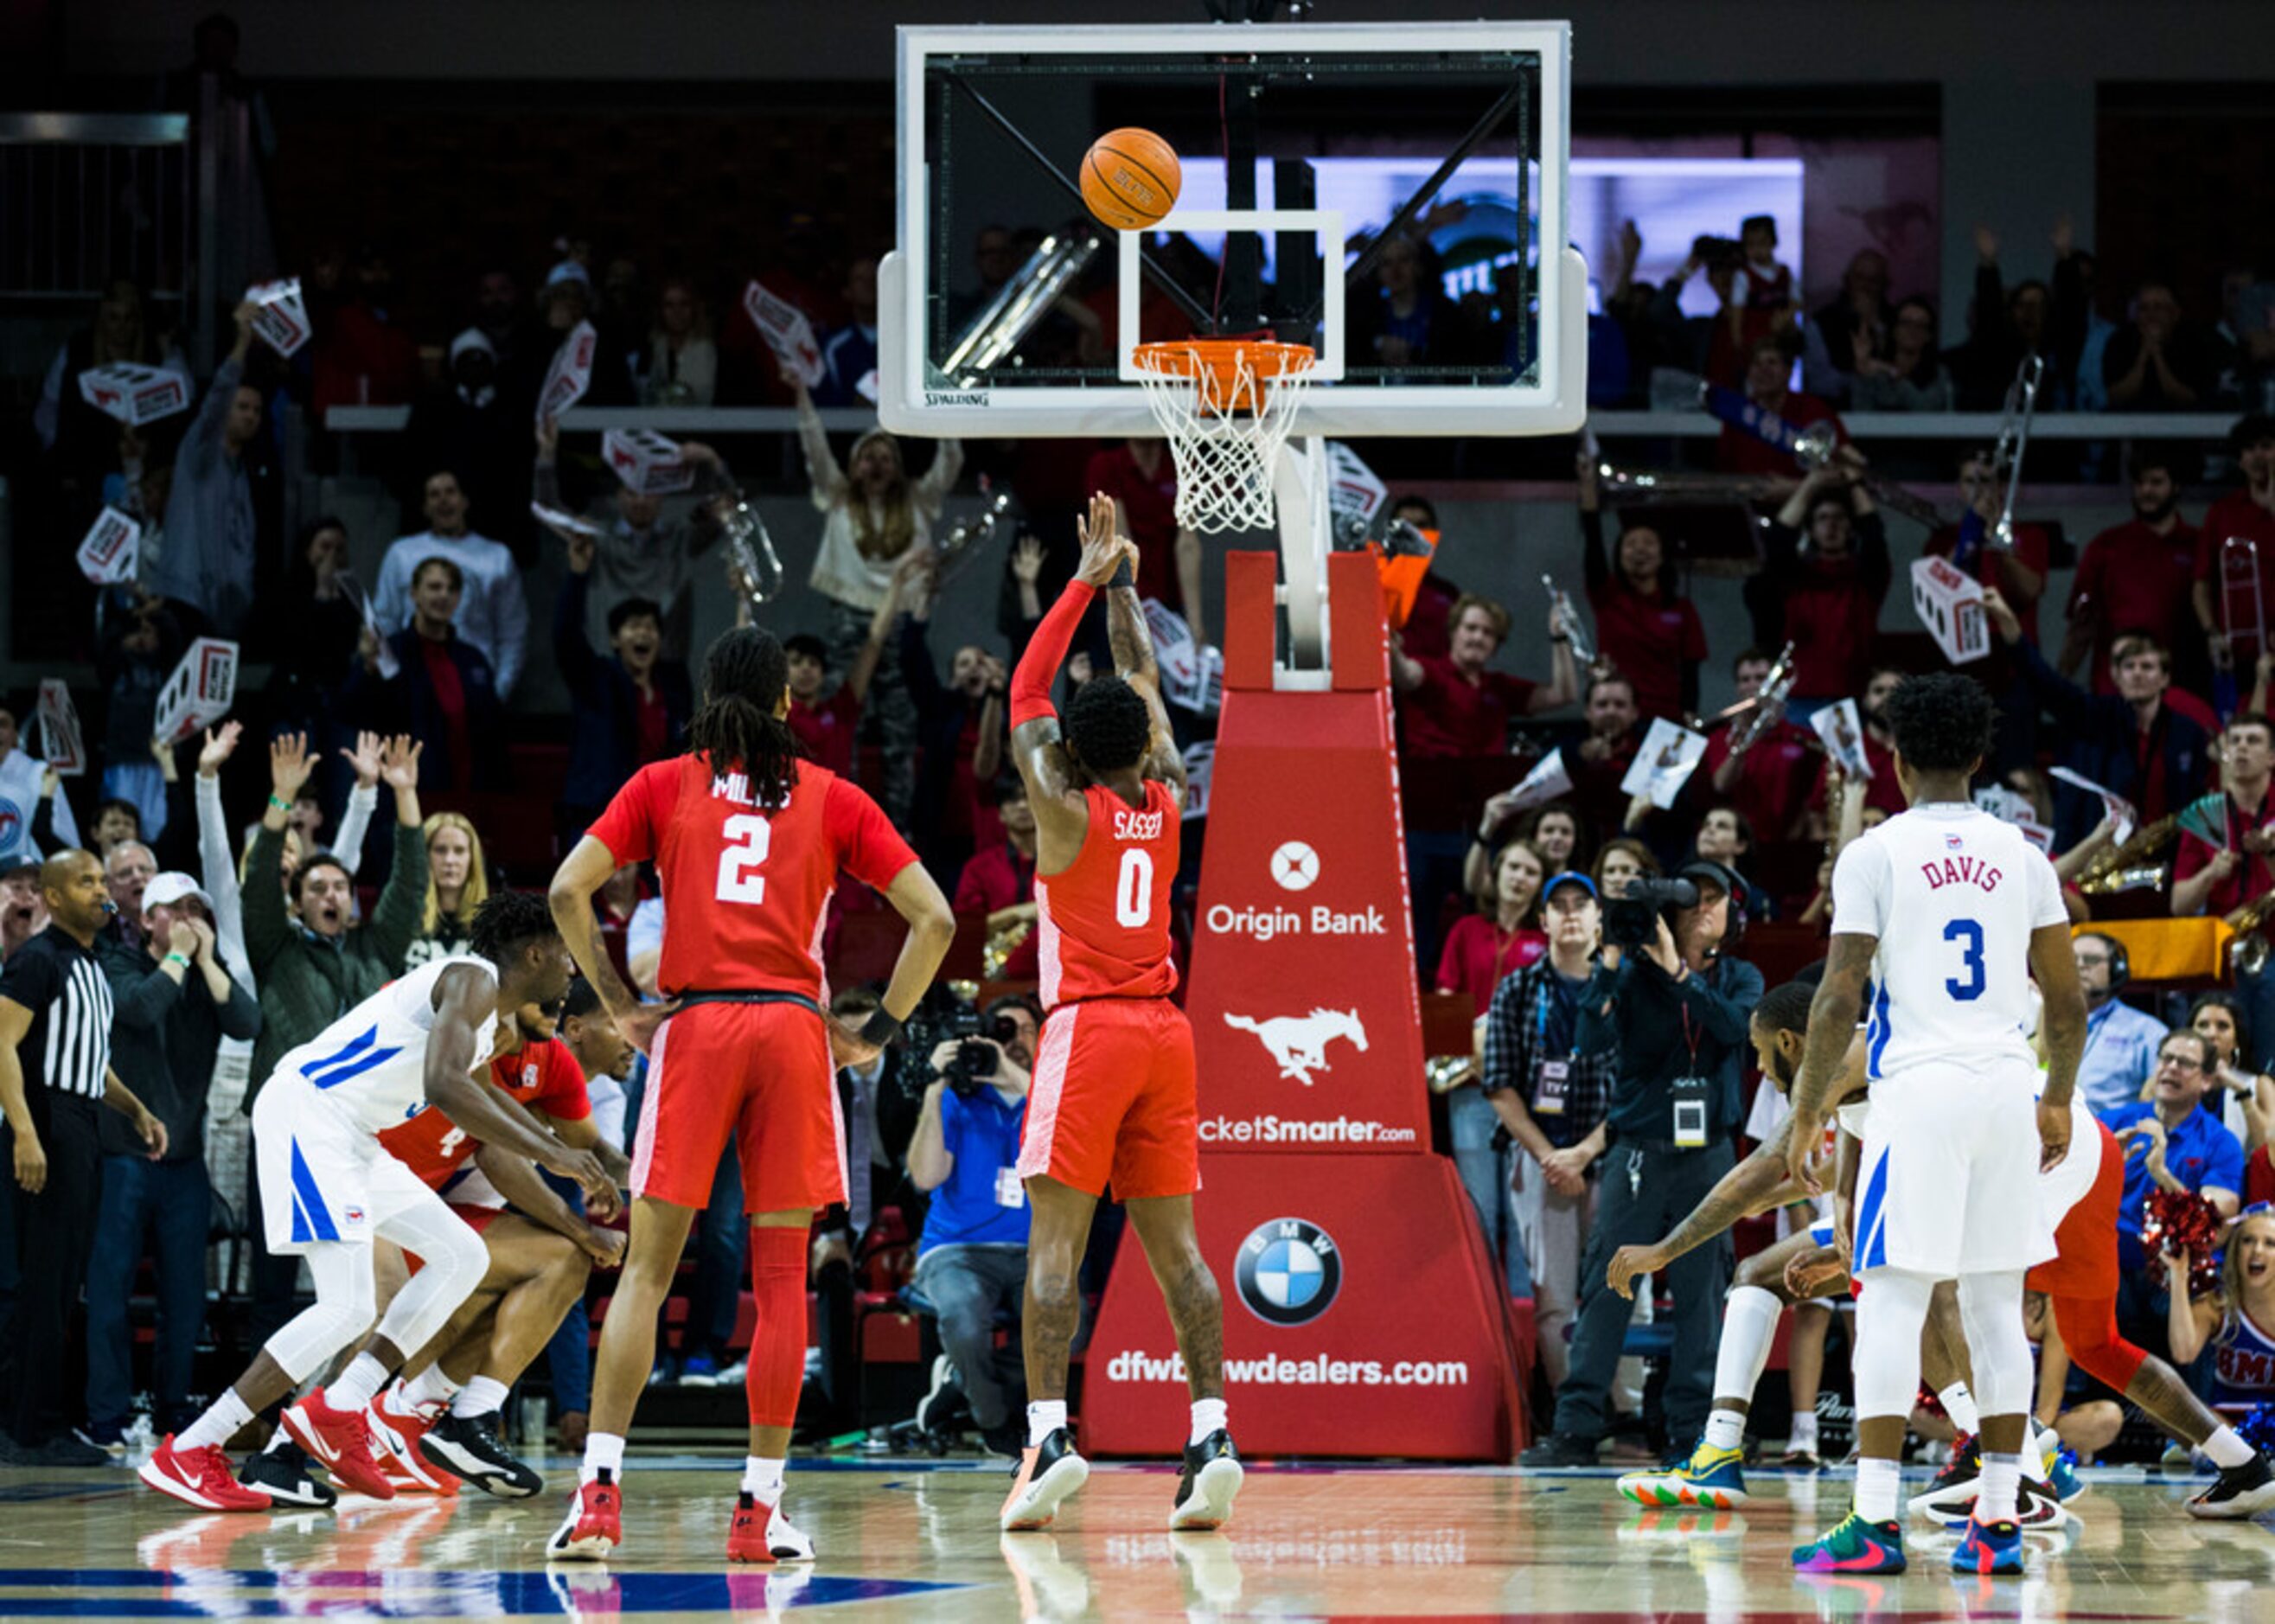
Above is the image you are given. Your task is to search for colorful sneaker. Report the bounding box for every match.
[1951,1514,2023,1575]
[1618,1438,1750,1510]
[368,1393,456,1495]
[282,1392,395,1501]
[1169,1430,1243,1531]
[547,1469,623,1561]
[1792,1512,1907,1574]
[726,1491,815,1563]
[1000,1428,1089,1532]
[2188,1452,2275,1519]
[138,1435,274,1512]
[2044,1447,2086,1505]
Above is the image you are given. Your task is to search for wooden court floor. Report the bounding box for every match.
[2,1450,2272,1620]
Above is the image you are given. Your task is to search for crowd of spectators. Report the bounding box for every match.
[10,182,2275,1465]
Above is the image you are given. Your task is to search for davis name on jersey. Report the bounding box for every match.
[271,955,502,1135]
[1830,803,2067,1080]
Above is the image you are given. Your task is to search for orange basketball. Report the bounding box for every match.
[1081,127,1182,233]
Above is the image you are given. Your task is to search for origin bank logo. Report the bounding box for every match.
[1236,1217,1343,1327]
[1224,1008,1368,1085]
[1269,841,1320,891]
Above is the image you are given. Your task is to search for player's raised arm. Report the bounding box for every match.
[1088,492,1189,797]
[425,963,609,1202]
[1007,496,1134,830]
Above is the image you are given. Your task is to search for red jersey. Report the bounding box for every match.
[587,755,918,999]
[788,686,861,777]
[380,1034,591,1190]
[1398,656,1539,760]
[1035,780,1179,1007]
[2068,516,2200,693]
[1589,582,1706,726]
[1702,719,1818,842]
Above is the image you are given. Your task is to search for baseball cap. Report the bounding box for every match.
[1677,859,1744,903]
[1543,870,1598,905]
[142,872,214,917]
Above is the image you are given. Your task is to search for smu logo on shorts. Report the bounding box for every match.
[1235,1217,1343,1327]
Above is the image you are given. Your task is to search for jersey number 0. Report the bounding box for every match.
[716,814,772,905]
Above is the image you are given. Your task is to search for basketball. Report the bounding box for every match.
[1080,127,1182,232]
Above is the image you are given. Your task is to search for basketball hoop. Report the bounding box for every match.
[1131,336,1316,533]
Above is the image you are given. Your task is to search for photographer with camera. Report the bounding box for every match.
[1519,859,1764,1467]
[906,994,1040,1455]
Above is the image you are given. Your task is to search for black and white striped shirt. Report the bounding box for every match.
[0,925,114,1101]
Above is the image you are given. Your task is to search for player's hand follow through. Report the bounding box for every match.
[1074,491,1136,587]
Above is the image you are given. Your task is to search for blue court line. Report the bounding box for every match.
[0,1570,967,1617]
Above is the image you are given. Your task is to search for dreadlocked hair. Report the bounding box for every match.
[688,625,802,810]
[1064,673,1152,773]
[469,889,558,967]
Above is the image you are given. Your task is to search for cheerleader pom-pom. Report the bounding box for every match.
[2144,1187,2223,1260]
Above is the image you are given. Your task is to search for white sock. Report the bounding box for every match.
[176,1390,254,1454]
[742,1455,786,1499]
[1978,1452,2023,1522]
[1713,1288,1783,1416]
[1787,1409,1820,1450]
[1703,1408,1746,1452]
[325,1352,390,1410]
[1854,1456,1902,1523]
[1189,1397,1228,1446]
[582,1430,626,1485]
[2024,1419,2055,1473]
[450,1376,512,1419]
[403,1366,459,1410]
[2203,1424,2257,1469]
[1939,1381,1981,1436]
[1027,1401,1068,1448]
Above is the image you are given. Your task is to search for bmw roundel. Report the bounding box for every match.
[1234,1217,1342,1327]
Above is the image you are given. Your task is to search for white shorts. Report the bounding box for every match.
[252,1078,449,1256]
[1852,1058,2056,1280]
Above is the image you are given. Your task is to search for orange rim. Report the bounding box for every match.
[1132,337,1315,412]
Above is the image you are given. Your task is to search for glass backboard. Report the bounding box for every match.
[879,21,1583,440]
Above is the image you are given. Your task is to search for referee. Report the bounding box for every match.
[0,850,166,1462]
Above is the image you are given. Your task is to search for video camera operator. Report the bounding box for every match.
[906,993,1038,1455]
[1520,859,1764,1467]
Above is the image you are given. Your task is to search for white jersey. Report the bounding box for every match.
[1830,802,2067,1081]
[268,955,502,1136]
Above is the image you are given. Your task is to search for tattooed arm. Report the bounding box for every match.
[1786,932,1877,1192]
[1092,494,1188,798]
[1607,1116,1804,1300]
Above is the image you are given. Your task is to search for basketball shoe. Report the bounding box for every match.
[1792,1512,1906,1574]
[1001,1428,1089,1531]
[726,1491,816,1563]
[139,1436,274,1512]
[1618,1438,1750,1510]
[547,1469,623,1560]
[1169,1430,1243,1531]
[282,1391,395,1500]
[1951,1514,2023,1575]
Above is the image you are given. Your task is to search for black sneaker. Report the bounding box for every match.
[915,1357,970,1438]
[1170,1429,1243,1531]
[978,1422,1026,1461]
[38,1434,108,1467]
[2189,1451,2275,1519]
[419,1410,544,1498]
[1000,1427,1089,1531]
[1519,1431,1601,1467]
[1927,1432,1979,1497]
[240,1439,338,1509]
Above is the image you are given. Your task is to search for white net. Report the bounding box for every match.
[1131,342,1316,534]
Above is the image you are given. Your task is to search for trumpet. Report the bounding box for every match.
[1790,421,1948,532]
[1718,641,1798,752]
[1989,354,2046,547]
[1541,573,1595,668]
[2221,535,2266,671]
[2075,812,2179,896]
[942,231,1100,381]
[2228,892,2275,976]
[981,916,1034,981]
[716,491,785,607]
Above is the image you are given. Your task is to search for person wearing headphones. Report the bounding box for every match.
[2074,932,2168,1115]
[1519,858,1764,1467]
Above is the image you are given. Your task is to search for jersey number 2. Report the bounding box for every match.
[1115,848,1153,928]
[715,814,772,905]
[1943,917,1986,1001]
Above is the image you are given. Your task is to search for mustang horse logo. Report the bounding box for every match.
[1223,1007,1368,1085]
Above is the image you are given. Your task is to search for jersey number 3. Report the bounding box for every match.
[716,814,772,905]
[1943,917,1986,1001]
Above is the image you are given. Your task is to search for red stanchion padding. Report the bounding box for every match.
[1185,678,1426,1153]
[1083,1152,1527,1460]
[1329,549,1389,693]
[1222,550,1280,693]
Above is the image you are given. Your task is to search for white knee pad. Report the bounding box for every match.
[1852,1267,1936,1422]
[268,1244,380,1384]
[370,1202,490,1356]
[1956,1269,2034,1419]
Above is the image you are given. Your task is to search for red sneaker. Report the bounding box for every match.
[137,1435,274,1512]
[283,1391,397,1501]
[726,1491,815,1563]
[371,1387,457,1495]
[547,1471,623,1560]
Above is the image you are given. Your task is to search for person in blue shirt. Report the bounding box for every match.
[2074,932,2170,1115]
[2099,1026,2246,1364]
[908,994,1036,1455]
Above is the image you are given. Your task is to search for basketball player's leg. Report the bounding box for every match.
[591,1195,700,1439]
[1123,1194,1224,1404]
[424,1215,593,1393]
[1020,1174,1101,1413]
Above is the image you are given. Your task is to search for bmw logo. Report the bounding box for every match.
[1234,1217,1342,1327]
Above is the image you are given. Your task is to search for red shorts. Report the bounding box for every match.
[633,1000,845,1214]
[1017,998,1199,1200]
[2028,1123,2123,1299]
[447,1202,502,1236]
